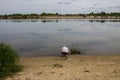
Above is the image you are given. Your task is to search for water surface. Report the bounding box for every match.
[0,19,120,57]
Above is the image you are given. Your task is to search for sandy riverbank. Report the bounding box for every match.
[6,55,120,80]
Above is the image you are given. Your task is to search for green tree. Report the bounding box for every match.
[40,12,47,16]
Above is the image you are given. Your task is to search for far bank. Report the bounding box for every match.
[0,15,120,19]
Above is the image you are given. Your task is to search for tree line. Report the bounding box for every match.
[0,12,120,19]
[87,12,120,16]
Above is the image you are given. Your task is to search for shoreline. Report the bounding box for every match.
[6,55,120,80]
[1,15,120,19]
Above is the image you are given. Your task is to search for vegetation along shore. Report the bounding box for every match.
[0,12,120,19]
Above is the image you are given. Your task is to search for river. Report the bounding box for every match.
[0,19,120,57]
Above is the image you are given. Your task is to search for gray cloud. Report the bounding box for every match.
[57,0,78,5]
[70,0,78,2]
[58,2,72,5]
[117,6,120,8]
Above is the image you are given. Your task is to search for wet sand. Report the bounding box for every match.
[6,55,120,80]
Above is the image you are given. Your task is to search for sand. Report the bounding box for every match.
[6,55,120,80]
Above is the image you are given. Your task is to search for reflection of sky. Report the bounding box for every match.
[0,19,120,56]
[0,19,120,34]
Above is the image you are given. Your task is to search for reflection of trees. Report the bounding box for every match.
[89,19,120,23]
[41,19,59,23]
[30,19,38,22]
[3,19,60,23]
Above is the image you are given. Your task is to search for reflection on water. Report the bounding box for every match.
[89,19,120,23]
[1,19,120,23]
[0,19,120,57]
[0,19,60,23]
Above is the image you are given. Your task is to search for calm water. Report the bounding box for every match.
[0,19,120,57]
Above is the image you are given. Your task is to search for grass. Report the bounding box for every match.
[0,42,23,79]
[69,44,82,55]
[70,48,81,55]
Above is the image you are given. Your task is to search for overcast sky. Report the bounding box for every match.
[0,0,120,14]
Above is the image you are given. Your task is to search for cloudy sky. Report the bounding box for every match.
[0,0,120,14]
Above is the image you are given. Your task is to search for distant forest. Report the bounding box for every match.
[0,12,120,19]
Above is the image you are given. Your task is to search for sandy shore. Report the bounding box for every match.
[6,55,120,80]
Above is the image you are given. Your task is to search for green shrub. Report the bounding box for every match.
[0,42,23,79]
